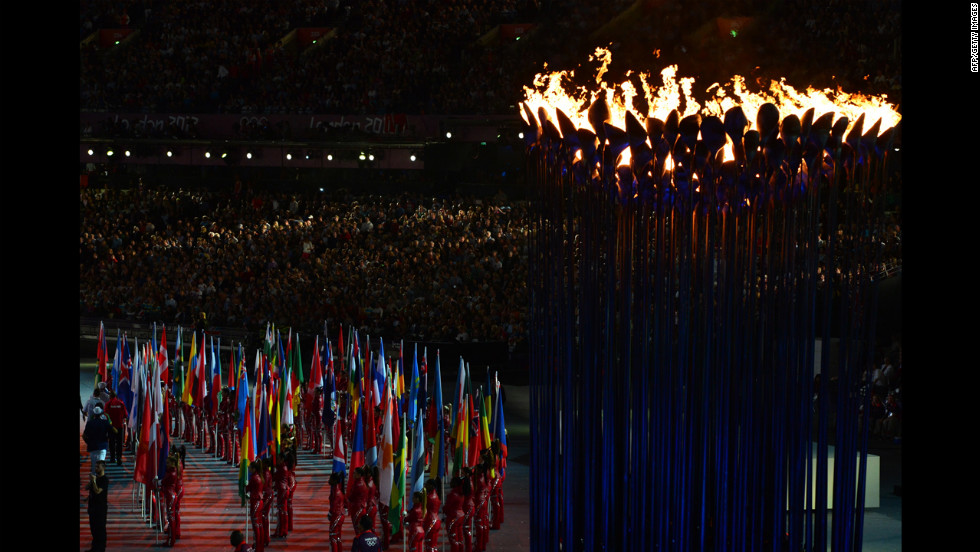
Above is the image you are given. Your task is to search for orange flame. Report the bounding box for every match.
[522,47,900,144]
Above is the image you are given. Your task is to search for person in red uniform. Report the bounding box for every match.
[443,476,466,552]
[423,478,442,552]
[273,458,290,537]
[104,390,128,465]
[285,451,297,532]
[472,458,491,552]
[230,529,254,552]
[366,467,380,532]
[351,515,383,552]
[162,454,181,546]
[301,388,314,450]
[261,459,274,546]
[405,491,426,552]
[461,468,475,552]
[346,467,370,534]
[216,390,231,459]
[311,387,324,454]
[328,472,346,552]
[489,441,505,529]
[172,451,185,541]
[247,461,265,552]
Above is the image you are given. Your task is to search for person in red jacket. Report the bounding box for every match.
[261,459,274,546]
[461,468,476,552]
[161,454,184,546]
[471,459,491,552]
[311,387,325,453]
[405,491,426,552]
[247,461,265,552]
[285,451,297,532]
[489,441,505,529]
[347,467,370,534]
[443,476,466,552]
[366,467,380,532]
[273,458,290,537]
[328,472,347,552]
[423,478,442,552]
[104,390,128,465]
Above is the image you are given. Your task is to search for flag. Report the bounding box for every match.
[429,351,446,481]
[492,377,508,470]
[408,345,420,429]
[194,335,207,407]
[332,417,347,476]
[477,387,492,463]
[363,355,378,467]
[409,405,427,507]
[291,333,304,417]
[238,384,254,507]
[210,336,222,417]
[309,335,323,393]
[133,369,153,484]
[228,341,237,392]
[372,338,387,408]
[350,397,366,472]
[118,334,134,414]
[158,325,169,384]
[237,354,252,434]
[172,328,183,401]
[453,397,469,474]
[111,330,122,394]
[153,354,170,481]
[323,343,337,430]
[183,332,197,405]
[379,389,395,508]
[96,321,108,387]
[389,391,408,534]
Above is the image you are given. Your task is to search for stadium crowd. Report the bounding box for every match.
[79,185,530,350]
[80,0,899,119]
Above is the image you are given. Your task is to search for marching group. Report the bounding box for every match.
[82,347,508,552]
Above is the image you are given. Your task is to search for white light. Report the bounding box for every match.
[205,151,211,158]
[167,150,173,157]
[446,131,452,139]
[410,154,417,162]
[87,149,94,156]
[246,152,253,159]
[518,132,524,139]
[327,154,333,161]
[286,153,292,160]
[124,150,131,157]
[368,154,375,161]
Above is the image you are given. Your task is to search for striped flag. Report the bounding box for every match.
[379,388,395,507]
[429,351,446,481]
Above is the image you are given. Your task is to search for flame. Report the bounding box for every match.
[523,47,900,141]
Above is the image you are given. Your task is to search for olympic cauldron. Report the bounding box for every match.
[522,50,899,552]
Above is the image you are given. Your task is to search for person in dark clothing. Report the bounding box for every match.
[351,514,383,552]
[230,529,254,552]
[84,405,112,474]
[86,460,109,552]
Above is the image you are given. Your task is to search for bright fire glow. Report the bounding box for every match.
[522,48,900,143]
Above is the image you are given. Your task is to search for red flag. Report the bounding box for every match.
[134,381,153,484]
[158,325,169,383]
[97,321,108,384]
[309,335,323,393]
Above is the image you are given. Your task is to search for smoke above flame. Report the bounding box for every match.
[521,47,901,141]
